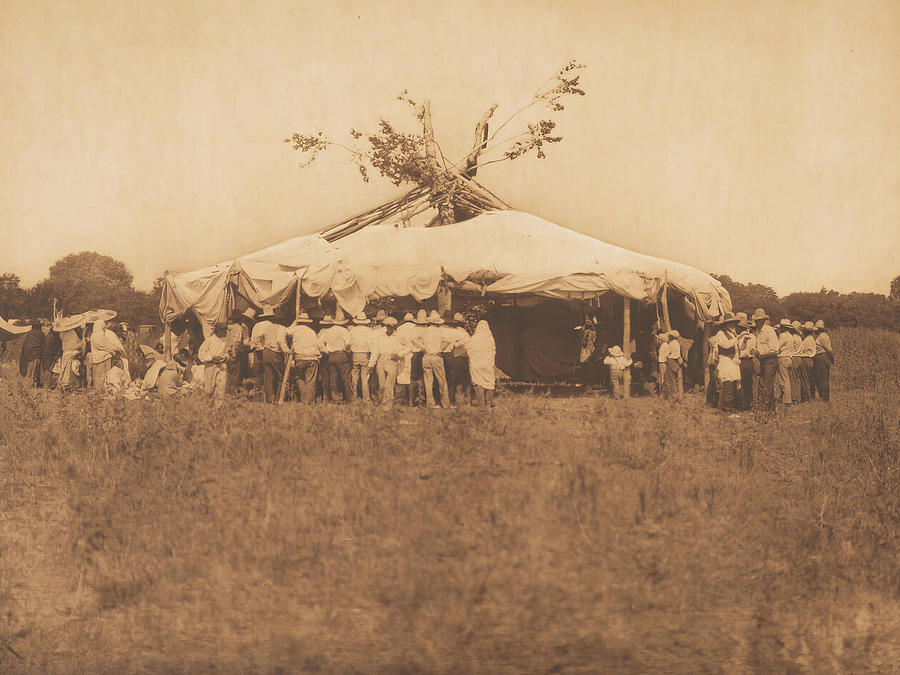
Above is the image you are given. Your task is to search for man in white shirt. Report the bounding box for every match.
[813,319,833,402]
[775,319,794,405]
[317,313,353,402]
[798,321,816,402]
[251,305,289,403]
[712,314,741,411]
[750,308,778,412]
[393,313,419,405]
[789,321,803,403]
[664,330,683,401]
[422,310,452,408]
[348,313,374,402]
[198,323,229,401]
[369,316,404,407]
[735,313,757,410]
[286,311,320,403]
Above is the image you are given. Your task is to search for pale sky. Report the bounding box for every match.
[2,0,898,295]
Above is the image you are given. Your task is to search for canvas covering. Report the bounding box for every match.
[161,210,731,332]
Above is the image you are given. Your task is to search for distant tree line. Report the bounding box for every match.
[1,252,161,326]
[713,274,900,330]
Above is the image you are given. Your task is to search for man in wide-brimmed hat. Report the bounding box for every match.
[662,329,683,401]
[788,321,803,403]
[798,321,817,401]
[348,312,374,402]
[393,312,417,404]
[368,315,403,407]
[421,310,452,408]
[225,309,253,392]
[657,329,671,399]
[750,308,778,412]
[774,318,795,405]
[711,313,742,412]
[813,319,833,402]
[410,309,429,405]
[317,312,354,402]
[441,312,471,405]
[198,323,229,401]
[251,304,289,403]
[603,344,633,399]
[285,311,320,403]
[735,312,757,410]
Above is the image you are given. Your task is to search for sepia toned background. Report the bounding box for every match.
[2,0,898,295]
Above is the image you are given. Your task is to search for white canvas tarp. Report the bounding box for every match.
[161,210,731,332]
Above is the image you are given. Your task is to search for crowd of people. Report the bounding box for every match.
[9,303,834,412]
[11,306,499,407]
[696,308,834,413]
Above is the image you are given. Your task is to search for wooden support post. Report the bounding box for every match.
[660,278,671,331]
[702,321,711,393]
[163,322,172,360]
[623,297,631,399]
[295,277,302,322]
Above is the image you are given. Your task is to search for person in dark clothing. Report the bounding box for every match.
[19,322,45,387]
[43,328,63,389]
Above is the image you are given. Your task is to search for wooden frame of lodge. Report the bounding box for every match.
[159,176,732,397]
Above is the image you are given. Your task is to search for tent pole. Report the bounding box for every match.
[660,277,671,331]
[164,321,172,360]
[295,278,302,322]
[702,321,711,394]
[623,297,631,399]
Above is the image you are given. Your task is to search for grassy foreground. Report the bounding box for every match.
[1,328,899,672]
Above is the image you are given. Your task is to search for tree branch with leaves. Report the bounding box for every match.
[283,60,587,197]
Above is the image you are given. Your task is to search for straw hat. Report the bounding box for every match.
[608,345,624,357]
[374,309,388,323]
[718,312,740,327]
[320,315,335,326]
[751,308,769,322]
[778,319,793,329]
[401,312,415,324]
[427,310,444,325]
[294,311,313,324]
[259,304,276,319]
[791,320,802,332]
[735,311,753,328]
[668,329,680,339]
[81,309,117,324]
[815,319,826,330]
[53,313,85,332]
[382,316,398,327]
[414,309,428,325]
[451,312,465,325]
[803,321,815,332]
[353,312,371,325]
[333,314,349,325]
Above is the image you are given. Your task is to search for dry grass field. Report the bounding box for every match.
[1,327,899,672]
